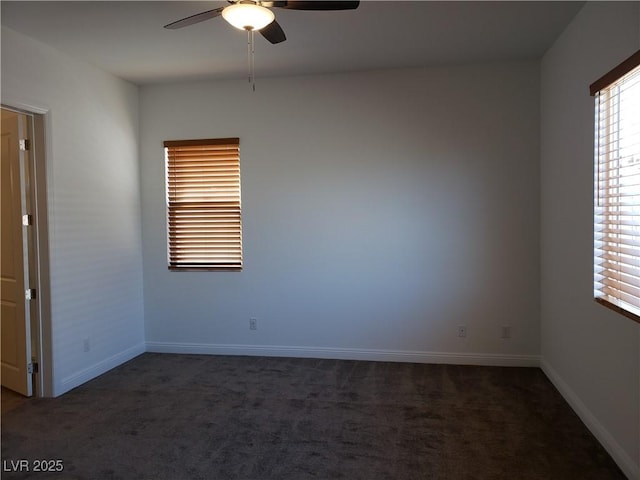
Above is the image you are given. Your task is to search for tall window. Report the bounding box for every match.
[164,138,242,270]
[593,51,640,322]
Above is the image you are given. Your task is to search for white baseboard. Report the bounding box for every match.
[56,342,146,397]
[540,358,638,480]
[145,341,540,367]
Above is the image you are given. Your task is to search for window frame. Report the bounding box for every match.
[591,50,640,324]
[164,137,242,272]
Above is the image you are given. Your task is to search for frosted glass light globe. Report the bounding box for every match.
[222,3,275,31]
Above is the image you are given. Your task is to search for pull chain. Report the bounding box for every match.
[247,29,256,91]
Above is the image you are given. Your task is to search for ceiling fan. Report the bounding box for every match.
[165,1,359,89]
[164,1,361,44]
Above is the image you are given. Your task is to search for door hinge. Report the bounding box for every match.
[22,214,32,226]
[27,362,38,375]
[25,289,36,300]
[19,139,31,151]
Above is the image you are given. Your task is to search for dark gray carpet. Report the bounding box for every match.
[1,387,29,416]
[1,353,626,480]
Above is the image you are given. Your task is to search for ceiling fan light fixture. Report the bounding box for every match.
[222,3,275,31]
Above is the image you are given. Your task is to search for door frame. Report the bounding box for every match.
[2,103,53,398]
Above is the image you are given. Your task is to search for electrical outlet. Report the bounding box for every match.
[457,325,467,338]
[83,337,91,352]
[249,318,257,331]
[501,325,511,339]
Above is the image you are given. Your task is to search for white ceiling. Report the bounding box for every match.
[1,1,584,85]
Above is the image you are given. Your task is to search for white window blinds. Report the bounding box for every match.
[164,138,242,270]
[593,51,640,321]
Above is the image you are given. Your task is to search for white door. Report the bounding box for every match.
[1,109,33,397]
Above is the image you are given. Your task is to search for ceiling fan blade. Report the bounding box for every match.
[164,7,224,30]
[260,20,287,44]
[268,1,359,10]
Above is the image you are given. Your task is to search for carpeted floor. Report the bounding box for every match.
[1,353,626,480]
[1,387,30,416]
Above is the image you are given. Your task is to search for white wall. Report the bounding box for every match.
[140,62,541,365]
[540,2,640,478]
[1,27,145,396]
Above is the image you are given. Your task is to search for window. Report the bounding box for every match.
[164,138,242,270]
[592,50,640,323]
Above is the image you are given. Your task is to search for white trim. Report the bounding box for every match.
[56,343,145,397]
[145,341,540,367]
[1,99,50,116]
[540,358,638,480]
